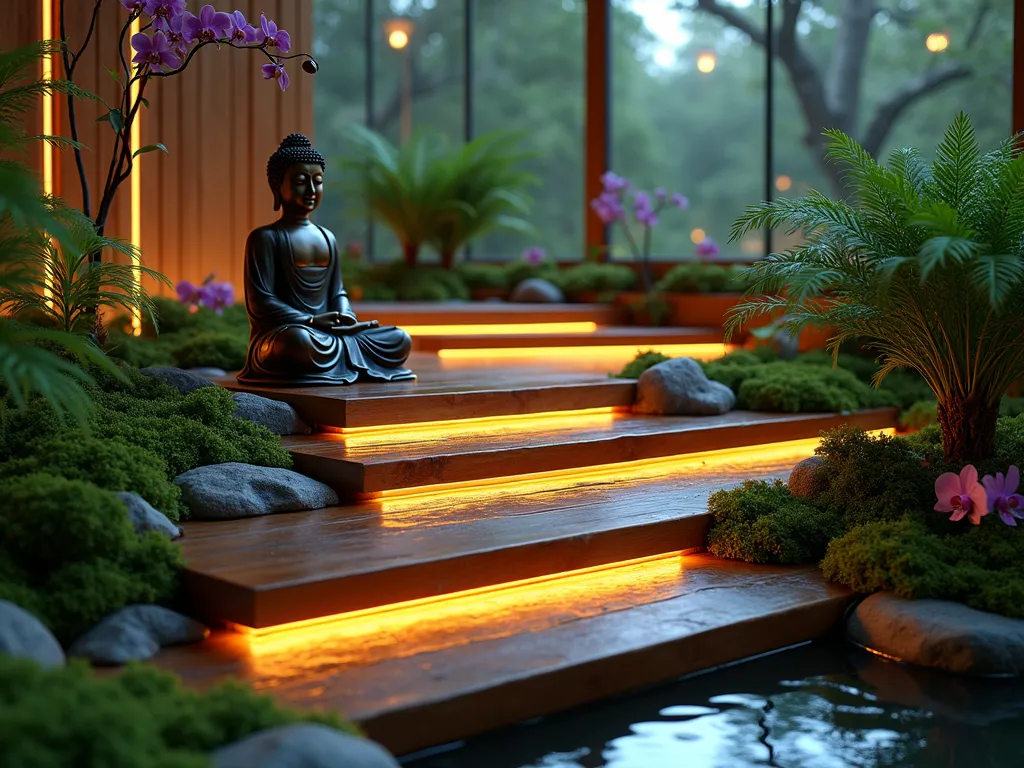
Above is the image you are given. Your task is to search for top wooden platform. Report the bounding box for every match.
[410,326,722,352]
[350,302,623,327]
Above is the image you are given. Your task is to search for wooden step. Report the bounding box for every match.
[154,555,853,756]
[283,408,899,496]
[221,354,636,429]
[179,454,798,629]
[350,301,623,327]
[411,326,722,352]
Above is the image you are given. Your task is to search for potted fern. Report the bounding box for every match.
[728,113,1024,463]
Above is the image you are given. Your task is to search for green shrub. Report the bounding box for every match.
[362,263,471,302]
[900,400,938,431]
[613,350,670,379]
[657,262,731,293]
[107,331,177,368]
[455,263,511,291]
[0,474,181,642]
[0,656,357,768]
[706,480,844,564]
[553,263,637,295]
[502,259,560,287]
[361,283,397,301]
[172,332,248,371]
[821,519,1024,619]
[0,436,183,521]
[140,297,192,336]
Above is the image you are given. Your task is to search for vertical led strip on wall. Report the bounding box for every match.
[129,15,143,335]
[40,0,54,300]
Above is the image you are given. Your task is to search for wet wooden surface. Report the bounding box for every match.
[221,354,636,428]
[349,302,622,326]
[412,325,722,352]
[154,555,853,756]
[283,408,899,495]
[179,455,798,628]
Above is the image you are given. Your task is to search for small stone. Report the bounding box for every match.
[189,367,228,378]
[116,492,181,539]
[213,724,400,768]
[139,366,217,395]
[68,605,208,666]
[232,392,311,436]
[788,456,828,499]
[509,278,564,303]
[847,592,1024,676]
[0,600,65,668]
[633,357,736,416]
[775,329,800,361]
[174,462,339,520]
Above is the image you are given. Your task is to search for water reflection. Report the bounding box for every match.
[404,641,1024,768]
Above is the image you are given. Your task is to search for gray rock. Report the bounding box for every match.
[68,605,208,666]
[788,456,828,499]
[188,367,228,378]
[174,462,338,520]
[847,592,1024,676]
[232,392,311,436]
[139,366,217,395]
[775,329,800,361]
[116,492,181,539]
[633,357,736,416]
[213,724,400,768]
[509,278,564,303]
[0,600,65,668]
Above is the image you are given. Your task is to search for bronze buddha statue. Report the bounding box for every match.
[237,134,414,386]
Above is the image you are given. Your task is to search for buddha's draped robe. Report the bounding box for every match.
[237,223,413,385]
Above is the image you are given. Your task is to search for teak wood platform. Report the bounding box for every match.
[161,354,899,756]
[349,301,623,327]
[409,326,723,352]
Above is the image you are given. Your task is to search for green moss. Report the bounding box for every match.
[0,436,183,521]
[900,399,938,431]
[172,332,248,371]
[613,350,671,379]
[0,474,181,643]
[553,263,637,295]
[821,519,1024,618]
[107,331,177,369]
[706,480,844,564]
[0,655,357,768]
[657,262,731,293]
[502,259,560,288]
[455,263,512,291]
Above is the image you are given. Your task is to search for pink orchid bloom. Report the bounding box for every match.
[982,466,1024,527]
[934,464,988,524]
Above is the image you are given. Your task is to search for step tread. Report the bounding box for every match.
[413,326,722,351]
[179,459,794,627]
[154,555,852,756]
[351,302,623,326]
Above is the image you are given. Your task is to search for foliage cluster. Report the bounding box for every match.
[706,422,1024,618]
[656,262,754,293]
[0,655,356,768]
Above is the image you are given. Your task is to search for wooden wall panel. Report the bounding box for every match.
[6,0,314,294]
[2,1,44,181]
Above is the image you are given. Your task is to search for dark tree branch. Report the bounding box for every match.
[965,0,992,49]
[826,0,875,134]
[693,0,766,45]
[862,62,973,157]
[59,0,100,218]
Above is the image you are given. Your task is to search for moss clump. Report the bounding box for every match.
[0,655,357,767]
[706,480,844,564]
[553,263,637,296]
[455,263,512,291]
[171,332,248,371]
[657,262,752,293]
[821,519,1024,619]
[0,474,181,642]
[0,436,183,521]
[613,350,671,379]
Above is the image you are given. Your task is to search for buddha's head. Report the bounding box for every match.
[267,133,326,214]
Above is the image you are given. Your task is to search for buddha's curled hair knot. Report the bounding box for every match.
[266,133,326,197]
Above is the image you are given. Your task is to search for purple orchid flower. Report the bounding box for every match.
[634,191,658,227]
[600,171,629,194]
[934,464,988,524]
[121,0,146,12]
[198,282,235,313]
[696,237,720,259]
[144,0,185,31]
[229,10,260,44]
[261,61,290,91]
[164,13,188,57]
[982,466,1024,526]
[131,31,182,72]
[183,5,233,44]
[670,193,689,210]
[654,188,667,202]
[590,191,625,224]
[522,247,546,265]
[260,13,291,53]
[175,280,202,306]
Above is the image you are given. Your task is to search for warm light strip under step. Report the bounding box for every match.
[373,430,896,506]
[437,343,731,360]
[403,322,599,336]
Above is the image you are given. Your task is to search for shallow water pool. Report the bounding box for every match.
[402,640,1024,768]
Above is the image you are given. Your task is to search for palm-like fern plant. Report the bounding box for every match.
[728,113,1024,463]
[429,131,537,268]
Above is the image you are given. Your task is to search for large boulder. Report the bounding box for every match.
[633,357,735,416]
[788,456,828,499]
[116,491,181,539]
[232,392,311,436]
[213,724,400,768]
[509,278,564,303]
[174,462,338,520]
[139,366,217,395]
[847,593,1024,676]
[67,605,208,666]
[0,600,65,668]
